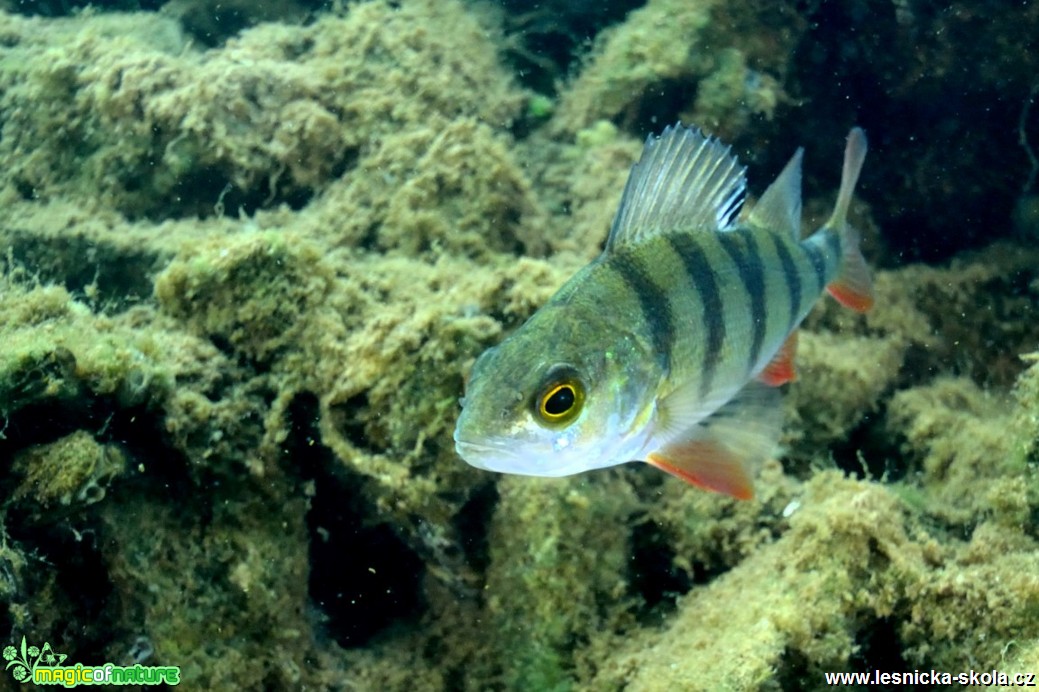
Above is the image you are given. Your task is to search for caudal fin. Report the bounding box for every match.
[825,127,875,313]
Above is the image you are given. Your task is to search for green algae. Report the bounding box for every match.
[155,231,335,364]
[0,281,175,413]
[586,470,1039,690]
[0,0,1037,690]
[12,430,126,507]
[486,475,640,690]
[551,0,797,139]
[0,1,524,219]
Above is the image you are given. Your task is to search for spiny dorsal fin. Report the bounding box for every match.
[605,123,746,252]
[747,148,803,240]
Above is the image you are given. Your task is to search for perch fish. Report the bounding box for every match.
[454,124,873,499]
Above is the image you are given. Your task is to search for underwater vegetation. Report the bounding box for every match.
[0,0,1037,689]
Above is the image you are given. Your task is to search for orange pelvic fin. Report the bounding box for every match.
[648,441,755,500]
[647,381,782,500]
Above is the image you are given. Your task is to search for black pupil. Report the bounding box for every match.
[545,386,575,415]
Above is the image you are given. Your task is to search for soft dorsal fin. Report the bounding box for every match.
[605,123,746,252]
[747,148,803,240]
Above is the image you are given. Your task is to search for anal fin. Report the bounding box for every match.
[646,381,783,500]
[827,248,874,312]
[758,331,798,386]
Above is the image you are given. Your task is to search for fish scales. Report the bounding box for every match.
[454,124,873,498]
[598,227,834,408]
[767,231,803,334]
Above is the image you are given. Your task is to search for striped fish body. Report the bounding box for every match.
[454,124,873,498]
[574,223,845,418]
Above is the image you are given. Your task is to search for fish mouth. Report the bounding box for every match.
[455,434,542,475]
[454,436,518,470]
[454,434,588,478]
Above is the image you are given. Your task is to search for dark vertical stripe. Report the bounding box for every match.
[771,234,801,332]
[825,228,842,262]
[665,234,725,397]
[719,233,767,373]
[609,249,673,371]
[802,241,827,295]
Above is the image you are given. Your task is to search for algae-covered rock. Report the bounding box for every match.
[885,377,1024,527]
[2,0,1039,690]
[1011,354,1039,469]
[308,117,546,258]
[586,469,1039,691]
[155,231,334,363]
[0,1,525,219]
[485,475,640,690]
[0,281,174,412]
[553,0,797,138]
[587,474,922,690]
[12,430,126,507]
[97,478,318,689]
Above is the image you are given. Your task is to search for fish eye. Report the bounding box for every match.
[535,372,585,426]
[544,384,575,415]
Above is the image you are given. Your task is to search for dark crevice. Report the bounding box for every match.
[287,394,427,649]
[308,512,425,648]
[451,482,497,577]
[496,0,647,95]
[5,516,113,662]
[326,392,382,456]
[7,235,159,313]
[774,618,909,688]
[1,389,189,661]
[622,78,699,137]
[829,408,905,483]
[174,1,333,47]
[627,520,693,624]
[773,648,813,690]
[13,178,35,200]
[6,0,166,17]
[144,167,315,223]
[849,616,909,676]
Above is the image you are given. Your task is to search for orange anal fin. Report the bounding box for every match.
[826,229,874,313]
[825,225,874,313]
[758,331,798,386]
[827,281,874,313]
[647,441,755,500]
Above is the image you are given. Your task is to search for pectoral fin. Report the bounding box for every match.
[646,381,783,500]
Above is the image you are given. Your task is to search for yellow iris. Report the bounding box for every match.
[536,378,584,425]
